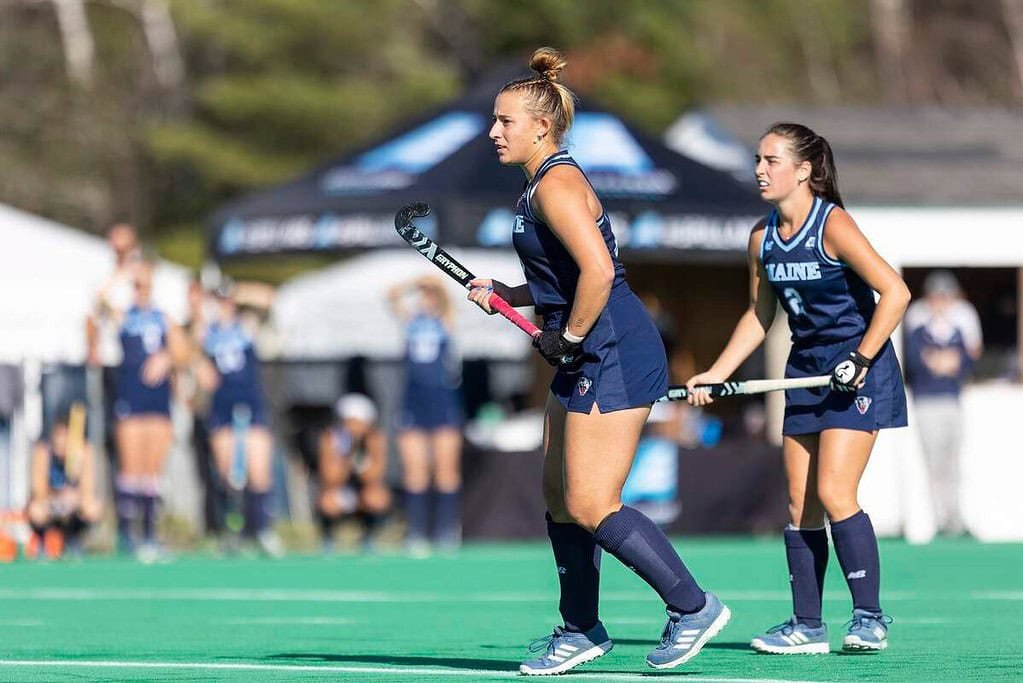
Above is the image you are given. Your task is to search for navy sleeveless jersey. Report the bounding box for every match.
[404,314,456,389]
[119,306,168,380]
[48,449,70,490]
[204,322,263,395]
[760,197,876,346]
[513,151,627,314]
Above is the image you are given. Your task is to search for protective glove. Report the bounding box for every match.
[533,329,582,368]
[831,350,872,392]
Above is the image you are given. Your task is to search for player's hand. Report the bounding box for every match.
[467,278,514,314]
[197,360,221,392]
[831,351,872,392]
[533,329,582,368]
[684,371,726,406]
[141,351,172,386]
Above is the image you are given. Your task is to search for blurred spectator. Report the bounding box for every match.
[85,223,142,469]
[112,261,188,561]
[639,292,679,361]
[197,279,283,557]
[622,400,681,526]
[26,404,101,558]
[904,271,981,536]
[387,277,464,556]
[181,278,225,539]
[316,394,391,552]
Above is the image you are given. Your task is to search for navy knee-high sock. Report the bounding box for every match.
[243,490,271,537]
[433,489,461,545]
[830,510,882,615]
[593,506,706,614]
[114,482,138,548]
[546,512,601,633]
[405,490,429,541]
[139,493,157,543]
[784,526,828,628]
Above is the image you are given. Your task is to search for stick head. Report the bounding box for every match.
[394,202,431,239]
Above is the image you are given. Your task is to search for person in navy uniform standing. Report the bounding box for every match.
[113,260,187,560]
[197,279,281,556]
[468,47,729,675]
[686,123,910,655]
[387,276,463,555]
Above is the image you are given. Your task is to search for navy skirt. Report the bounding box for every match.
[114,368,171,420]
[400,385,464,431]
[784,337,908,435]
[207,390,268,431]
[546,287,668,414]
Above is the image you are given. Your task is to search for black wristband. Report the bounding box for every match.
[849,350,874,368]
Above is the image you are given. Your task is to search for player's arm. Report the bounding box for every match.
[361,429,388,483]
[823,209,911,360]
[30,443,50,503]
[467,279,534,312]
[317,430,348,488]
[532,167,613,339]
[166,322,191,368]
[697,222,777,379]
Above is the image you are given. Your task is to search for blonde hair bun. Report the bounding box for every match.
[529,47,567,82]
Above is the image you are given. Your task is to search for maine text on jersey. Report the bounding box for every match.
[765,261,823,282]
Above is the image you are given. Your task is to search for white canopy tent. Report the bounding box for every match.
[0,203,189,364]
[272,249,533,360]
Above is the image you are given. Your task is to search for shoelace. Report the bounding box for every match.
[658,615,684,647]
[765,620,798,636]
[843,613,894,631]
[528,626,565,655]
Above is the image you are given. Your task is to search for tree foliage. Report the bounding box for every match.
[0,0,1020,271]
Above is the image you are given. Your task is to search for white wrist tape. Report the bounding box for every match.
[562,330,585,344]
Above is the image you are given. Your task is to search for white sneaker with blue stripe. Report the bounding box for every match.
[842,609,892,651]
[519,623,613,676]
[646,592,731,669]
[750,617,829,654]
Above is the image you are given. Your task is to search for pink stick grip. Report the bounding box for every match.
[489,294,541,338]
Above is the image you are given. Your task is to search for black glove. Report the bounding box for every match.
[533,329,582,368]
[831,350,872,392]
[488,280,517,308]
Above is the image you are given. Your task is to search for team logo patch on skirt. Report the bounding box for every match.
[855,396,872,414]
[577,377,592,396]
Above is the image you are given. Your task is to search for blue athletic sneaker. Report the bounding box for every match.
[842,609,892,652]
[750,617,829,654]
[519,623,613,676]
[646,592,731,669]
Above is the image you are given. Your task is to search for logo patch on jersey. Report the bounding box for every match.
[855,396,872,415]
[577,377,592,396]
[763,240,774,251]
[805,236,816,249]
[513,215,525,233]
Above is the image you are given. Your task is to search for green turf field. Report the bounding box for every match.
[0,538,1020,681]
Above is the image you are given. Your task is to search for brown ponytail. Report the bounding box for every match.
[764,122,844,209]
[500,47,577,145]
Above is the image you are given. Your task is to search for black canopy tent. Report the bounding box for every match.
[208,65,765,263]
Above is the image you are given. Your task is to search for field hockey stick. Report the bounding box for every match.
[394,202,541,339]
[659,375,832,401]
[65,401,87,482]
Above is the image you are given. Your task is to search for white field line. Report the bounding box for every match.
[0,587,1010,602]
[0,659,819,682]
[217,617,356,625]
